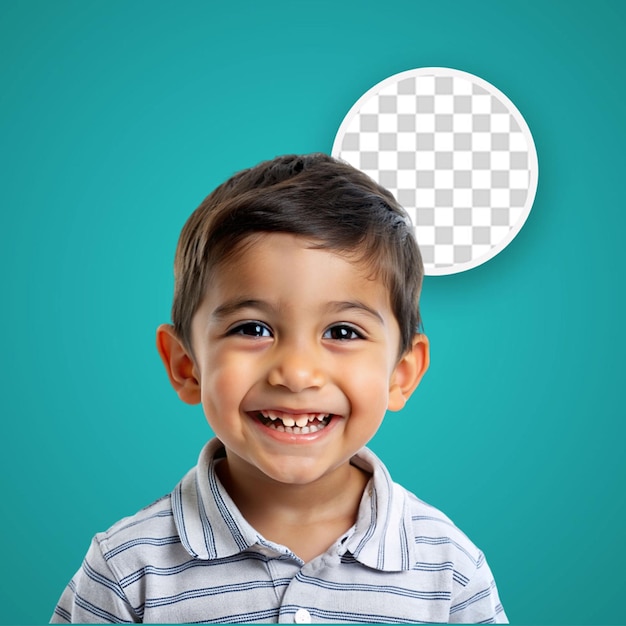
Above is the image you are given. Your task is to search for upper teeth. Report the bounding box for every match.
[260,410,329,428]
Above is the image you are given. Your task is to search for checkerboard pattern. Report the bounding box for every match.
[333,69,537,275]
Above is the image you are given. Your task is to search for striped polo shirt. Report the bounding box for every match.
[52,439,507,623]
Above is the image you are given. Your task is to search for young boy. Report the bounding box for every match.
[52,153,507,623]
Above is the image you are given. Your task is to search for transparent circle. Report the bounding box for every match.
[332,67,539,276]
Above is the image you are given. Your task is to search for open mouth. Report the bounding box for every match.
[255,409,333,435]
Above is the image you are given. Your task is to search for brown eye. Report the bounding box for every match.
[229,322,272,338]
[323,325,363,340]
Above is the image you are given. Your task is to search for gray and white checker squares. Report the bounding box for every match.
[332,67,538,275]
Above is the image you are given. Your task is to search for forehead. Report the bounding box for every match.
[202,233,393,313]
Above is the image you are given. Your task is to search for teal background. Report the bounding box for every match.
[1,0,624,623]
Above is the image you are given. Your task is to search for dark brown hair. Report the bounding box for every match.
[171,153,423,356]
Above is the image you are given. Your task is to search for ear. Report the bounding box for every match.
[388,334,430,412]
[156,324,202,405]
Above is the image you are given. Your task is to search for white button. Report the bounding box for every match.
[294,608,311,624]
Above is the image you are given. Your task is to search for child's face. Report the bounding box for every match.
[182,233,427,486]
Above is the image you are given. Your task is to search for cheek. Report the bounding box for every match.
[200,353,256,417]
[342,356,393,415]
[200,370,248,442]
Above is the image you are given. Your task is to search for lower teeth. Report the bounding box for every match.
[270,423,322,434]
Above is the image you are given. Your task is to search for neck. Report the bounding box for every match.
[215,449,370,557]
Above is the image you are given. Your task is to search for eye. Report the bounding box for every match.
[228,322,273,338]
[323,324,364,341]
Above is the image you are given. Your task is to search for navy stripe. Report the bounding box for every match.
[144,578,292,608]
[186,608,280,624]
[195,470,217,557]
[450,585,494,614]
[399,501,410,570]
[172,481,197,557]
[412,560,454,572]
[107,506,173,539]
[119,559,205,587]
[415,535,479,565]
[208,464,249,551]
[52,605,71,623]
[282,605,441,624]
[68,582,135,623]
[453,568,470,586]
[119,544,286,587]
[295,572,450,600]
[377,472,393,569]
[82,560,128,602]
[477,550,486,567]
[412,514,456,528]
[102,535,181,560]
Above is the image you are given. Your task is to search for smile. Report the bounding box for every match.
[255,409,333,435]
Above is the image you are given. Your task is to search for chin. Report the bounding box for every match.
[260,462,329,486]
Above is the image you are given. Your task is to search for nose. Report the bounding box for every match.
[267,343,326,392]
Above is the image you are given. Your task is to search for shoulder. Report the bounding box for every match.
[404,489,483,564]
[51,488,192,624]
[92,479,192,581]
[399,486,507,622]
[355,448,484,569]
[94,494,180,567]
[98,492,176,545]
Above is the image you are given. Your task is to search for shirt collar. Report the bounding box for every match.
[172,438,415,572]
[343,447,416,571]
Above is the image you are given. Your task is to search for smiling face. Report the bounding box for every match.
[158,233,428,488]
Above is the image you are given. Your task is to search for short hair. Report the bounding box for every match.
[171,153,424,357]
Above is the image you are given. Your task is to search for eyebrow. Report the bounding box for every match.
[211,299,272,321]
[327,300,385,325]
[210,298,385,325]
